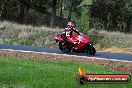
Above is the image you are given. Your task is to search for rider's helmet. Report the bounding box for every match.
[67,21,74,29]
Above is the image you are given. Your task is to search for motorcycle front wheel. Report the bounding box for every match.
[86,45,96,56]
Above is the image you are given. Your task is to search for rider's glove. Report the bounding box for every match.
[80,33,83,35]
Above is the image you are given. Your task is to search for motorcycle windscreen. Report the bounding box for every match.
[78,35,90,43]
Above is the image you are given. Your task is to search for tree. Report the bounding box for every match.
[50,0,57,28]
[59,0,65,19]
[18,0,30,23]
[121,0,132,33]
[64,0,83,21]
[90,0,132,33]
[0,0,8,20]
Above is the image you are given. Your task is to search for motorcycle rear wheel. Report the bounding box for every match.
[59,42,70,53]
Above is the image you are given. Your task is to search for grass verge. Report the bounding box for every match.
[0,56,131,88]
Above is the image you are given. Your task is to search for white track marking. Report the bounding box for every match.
[0,49,132,63]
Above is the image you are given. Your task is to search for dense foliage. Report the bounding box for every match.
[90,0,132,33]
[0,0,131,33]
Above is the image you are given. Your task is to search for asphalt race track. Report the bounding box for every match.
[0,44,132,61]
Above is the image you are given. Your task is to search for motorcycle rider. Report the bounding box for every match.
[63,21,81,45]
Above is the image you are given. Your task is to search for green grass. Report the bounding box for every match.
[0,57,131,88]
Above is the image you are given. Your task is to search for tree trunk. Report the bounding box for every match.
[50,0,57,28]
[24,0,30,23]
[68,0,73,22]
[19,0,26,23]
[125,17,131,33]
[0,0,8,20]
[0,3,4,19]
[60,2,63,19]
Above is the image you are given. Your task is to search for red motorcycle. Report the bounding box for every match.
[55,32,96,55]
